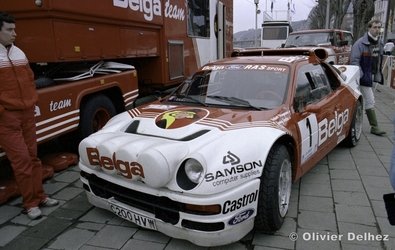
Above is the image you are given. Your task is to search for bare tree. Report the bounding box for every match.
[332,0,352,29]
[308,0,352,29]
[309,0,326,29]
[352,0,375,41]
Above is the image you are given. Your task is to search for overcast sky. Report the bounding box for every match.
[233,0,317,33]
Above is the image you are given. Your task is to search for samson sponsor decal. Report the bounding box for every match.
[86,147,144,179]
[113,0,185,22]
[222,190,258,214]
[228,209,255,225]
[222,151,240,165]
[205,152,263,187]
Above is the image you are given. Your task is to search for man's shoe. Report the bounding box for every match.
[26,207,42,220]
[40,197,59,207]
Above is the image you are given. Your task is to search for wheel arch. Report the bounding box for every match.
[271,134,298,180]
[78,86,125,115]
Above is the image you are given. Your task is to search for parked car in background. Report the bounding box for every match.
[283,29,353,64]
[78,48,363,247]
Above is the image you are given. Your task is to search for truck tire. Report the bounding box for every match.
[255,144,292,232]
[79,95,117,139]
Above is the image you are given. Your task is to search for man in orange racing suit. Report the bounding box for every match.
[0,12,58,219]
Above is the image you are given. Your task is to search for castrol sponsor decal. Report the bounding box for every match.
[86,147,144,179]
[222,190,258,214]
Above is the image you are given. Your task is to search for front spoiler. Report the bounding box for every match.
[80,174,260,246]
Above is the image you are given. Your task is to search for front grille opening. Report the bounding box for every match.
[181,219,225,232]
[81,171,222,226]
[82,171,185,224]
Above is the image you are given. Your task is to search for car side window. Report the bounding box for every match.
[344,32,353,46]
[335,32,342,46]
[295,64,332,108]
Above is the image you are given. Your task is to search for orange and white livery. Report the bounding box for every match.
[79,48,363,246]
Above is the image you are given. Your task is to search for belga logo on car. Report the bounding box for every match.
[228,209,255,225]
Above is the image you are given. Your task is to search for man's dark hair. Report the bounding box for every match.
[0,12,15,29]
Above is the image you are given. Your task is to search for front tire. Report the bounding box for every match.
[255,144,292,232]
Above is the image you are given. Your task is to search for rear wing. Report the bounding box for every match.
[231,47,328,64]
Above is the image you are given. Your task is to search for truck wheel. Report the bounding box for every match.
[79,95,116,139]
[343,100,363,147]
[255,144,292,232]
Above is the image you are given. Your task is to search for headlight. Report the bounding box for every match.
[176,158,204,190]
[185,159,204,183]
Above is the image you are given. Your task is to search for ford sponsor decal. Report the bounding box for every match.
[228,209,255,225]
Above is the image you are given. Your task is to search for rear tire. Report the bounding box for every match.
[343,100,363,147]
[255,144,292,232]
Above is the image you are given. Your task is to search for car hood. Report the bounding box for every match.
[79,103,289,194]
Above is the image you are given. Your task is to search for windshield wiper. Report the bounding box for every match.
[169,94,208,106]
[207,95,263,110]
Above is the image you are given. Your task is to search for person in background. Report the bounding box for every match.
[384,39,395,55]
[0,12,58,219]
[350,19,386,136]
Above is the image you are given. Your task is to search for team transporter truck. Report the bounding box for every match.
[0,0,233,156]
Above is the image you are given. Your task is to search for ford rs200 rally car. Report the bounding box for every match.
[78,48,363,246]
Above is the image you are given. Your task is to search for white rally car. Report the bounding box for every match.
[79,48,363,246]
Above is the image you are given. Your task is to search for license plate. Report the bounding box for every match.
[109,200,157,230]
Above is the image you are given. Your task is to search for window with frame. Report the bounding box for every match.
[295,64,332,106]
[343,32,353,46]
[187,0,210,37]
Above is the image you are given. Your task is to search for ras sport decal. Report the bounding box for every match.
[155,108,209,129]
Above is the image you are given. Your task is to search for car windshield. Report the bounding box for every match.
[284,32,331,47]
[167,64,289,109]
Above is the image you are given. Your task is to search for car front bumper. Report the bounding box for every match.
[79,168,261,246]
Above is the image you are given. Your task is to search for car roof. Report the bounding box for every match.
[289,29,352,35]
